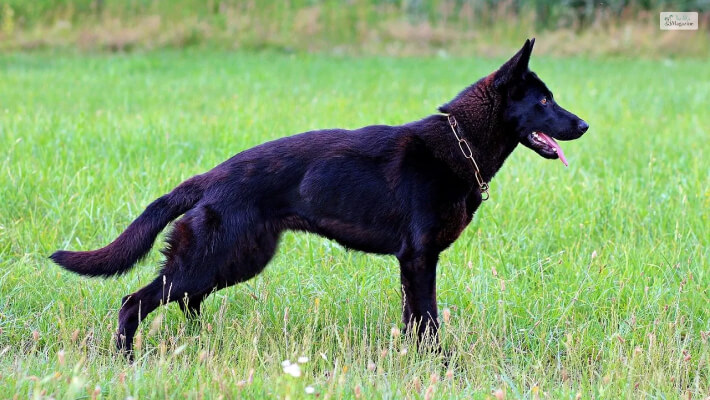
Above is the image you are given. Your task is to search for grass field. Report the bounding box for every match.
[0,50,708,398]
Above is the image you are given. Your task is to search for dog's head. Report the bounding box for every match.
[495,39,588,166]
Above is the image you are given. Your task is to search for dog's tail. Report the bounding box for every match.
[50,175,208,277]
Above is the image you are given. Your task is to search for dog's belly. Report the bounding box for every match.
[311,218,401,254]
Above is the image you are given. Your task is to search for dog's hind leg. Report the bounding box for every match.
[219,222,280,287]
[116,277,167,356]
[175,228,279,321]
[115,206,282,356]
[116,209,229,355]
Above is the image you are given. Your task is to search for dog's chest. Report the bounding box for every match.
[433,194,480,247]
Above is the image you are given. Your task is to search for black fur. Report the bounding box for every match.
[51,39,588,354]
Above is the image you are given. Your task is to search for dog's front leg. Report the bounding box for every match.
[398,252,440,349]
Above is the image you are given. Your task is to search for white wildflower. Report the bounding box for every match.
[283,363,302,377]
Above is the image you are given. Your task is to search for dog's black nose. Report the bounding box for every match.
[578,120,589,133]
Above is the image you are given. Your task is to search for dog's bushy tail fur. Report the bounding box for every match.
[50,176,207,277]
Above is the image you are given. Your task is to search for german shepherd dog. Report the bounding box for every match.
[51,39,588,354]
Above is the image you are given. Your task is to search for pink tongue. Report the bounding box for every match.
[537,132,568,167]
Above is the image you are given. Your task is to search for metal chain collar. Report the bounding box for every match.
[445,114,490,201]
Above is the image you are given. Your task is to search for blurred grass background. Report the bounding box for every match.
[1,0,709,56]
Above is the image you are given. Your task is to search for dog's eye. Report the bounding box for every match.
[540,97,548,105]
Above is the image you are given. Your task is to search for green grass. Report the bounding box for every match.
[0,50,708,398]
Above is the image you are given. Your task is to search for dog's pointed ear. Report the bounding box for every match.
[494,38,535,89]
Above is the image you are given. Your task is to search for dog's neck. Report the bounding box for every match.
[427,74,519,186]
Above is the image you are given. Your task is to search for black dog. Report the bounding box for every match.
[51,39,588,354]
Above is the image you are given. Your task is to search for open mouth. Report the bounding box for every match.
[525,131,568,166]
